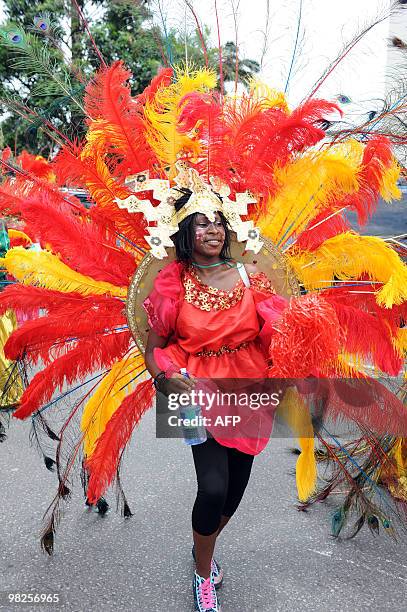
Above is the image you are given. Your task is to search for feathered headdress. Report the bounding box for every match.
[0,53,406,552]
[116,161,261,258]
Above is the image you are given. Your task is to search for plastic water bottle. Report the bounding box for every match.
[179,368,207,446]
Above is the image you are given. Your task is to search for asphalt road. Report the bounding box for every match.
[1,192,406,612]
[1,409,407,612]
[352,190,406,237]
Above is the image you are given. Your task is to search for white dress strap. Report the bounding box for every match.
[236,262,250,287]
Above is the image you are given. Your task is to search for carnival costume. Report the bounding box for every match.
[0,41,406,553]
[0,160,35,432]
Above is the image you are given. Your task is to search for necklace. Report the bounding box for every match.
[191,259,237,269]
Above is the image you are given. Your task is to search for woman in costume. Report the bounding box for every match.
[143,181,289,612]
[0,41,406,612]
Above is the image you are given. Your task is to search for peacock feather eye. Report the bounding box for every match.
[1,24,26,45]
[337,93,352,105]
[8,31,23,44]
[33,16,50,32]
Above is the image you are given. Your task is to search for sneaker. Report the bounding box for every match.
[192,545,224,588]
[193,571,222,612]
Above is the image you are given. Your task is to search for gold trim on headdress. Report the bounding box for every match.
[115,161,262,259]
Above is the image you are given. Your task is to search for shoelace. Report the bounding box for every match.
[199,577,216,610]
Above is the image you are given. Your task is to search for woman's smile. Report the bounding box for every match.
[192,212,226,258]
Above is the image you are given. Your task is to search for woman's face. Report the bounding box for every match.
[192,212,225,258]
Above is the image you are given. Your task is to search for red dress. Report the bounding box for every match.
[143,262,288,455]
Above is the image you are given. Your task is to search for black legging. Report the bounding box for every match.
[191,437,255,536]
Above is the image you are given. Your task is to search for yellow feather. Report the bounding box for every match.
[289,232,407,307]
[0,247,127,298]
[81,352,146,457]
[0,310,23,405]
[379,158,402,202]
[257,140,363,244]
[333,353,373,377]
[143,64,217,174]
[81,120,109,159]
[393,327,407,355]
[7,229,32,244]
[82,119,141,164]
[176,64,217,93]
[276,387,317,501]
[391,439,405,476]
[248,80,289,112]
[60,143,130,213]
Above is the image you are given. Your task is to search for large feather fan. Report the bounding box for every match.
[0,60,405,552]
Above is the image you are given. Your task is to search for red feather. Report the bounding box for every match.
[0,179,29,217]
[321,285,407,326]
[4,296,125,362]
[351,136,394,225]
[13,331,131,419]
[178,91,230,181]
[137,67,173,105]
[187,97,338,199]
[85,379,155,504]
[295,210,351,251]
[17,150,54,181]
[0,285,117,317]
[21,193,136,285]
[269,294,343,377]
[327,136,394,228]
[53,144,149,247]
[294,136,396,248]
[298,377,407,436]
[323,378,407,436]
[324,297,403,375]
[0,165,83,222]
[0,285,51,318]
[9,235,30,248]
[84,61,158,176]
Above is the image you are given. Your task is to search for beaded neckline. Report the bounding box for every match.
[183,266,246,311]
[186,264,245,295]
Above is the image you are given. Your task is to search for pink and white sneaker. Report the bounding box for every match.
[193,571,222,612]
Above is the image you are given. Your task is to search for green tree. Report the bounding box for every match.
[0,1,261,155]
[0,1,69,154]
[0,1,162,154]
[88,1,163,92]
[221,41,260,85]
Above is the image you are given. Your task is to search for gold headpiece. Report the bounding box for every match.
[115,162,263,259]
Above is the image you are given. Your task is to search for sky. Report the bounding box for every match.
[0,0,402,109]
[149,0,397,106]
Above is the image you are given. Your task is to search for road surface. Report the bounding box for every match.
[1,410,407,612]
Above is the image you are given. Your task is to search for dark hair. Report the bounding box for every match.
[172,188,232,263]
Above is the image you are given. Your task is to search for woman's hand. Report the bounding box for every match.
[164,372,197,396]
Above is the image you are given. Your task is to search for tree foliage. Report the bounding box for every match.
[0,0,260,155]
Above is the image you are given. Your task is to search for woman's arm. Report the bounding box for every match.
[145,329,169,379]
[145,329,195,394]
